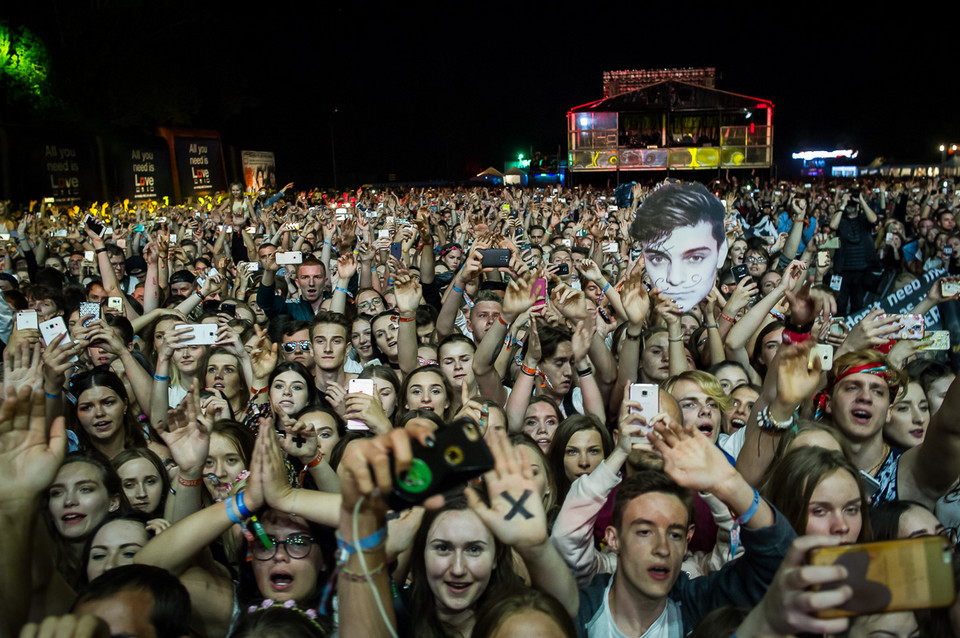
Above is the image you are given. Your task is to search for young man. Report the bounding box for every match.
[258,254,326,320]
[280,319,313,371]
[824,349,960,510]
[631,183,728,312]
[310,311,356,393]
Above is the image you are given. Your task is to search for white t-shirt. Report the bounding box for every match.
[168,383,188,409]
[719,425,747,461]
[585,578,683,638]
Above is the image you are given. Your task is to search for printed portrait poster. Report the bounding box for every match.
[630,182,728,312]
[241,150,277,193]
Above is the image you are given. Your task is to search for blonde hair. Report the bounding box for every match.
[829,349,907,403]
[663,370,734,413]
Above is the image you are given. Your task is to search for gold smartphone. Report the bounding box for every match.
[808,536,955,618]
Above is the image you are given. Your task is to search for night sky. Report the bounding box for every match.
[1,1,954,186]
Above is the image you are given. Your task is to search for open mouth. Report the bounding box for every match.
[850,409,872,424]
[648,565,671,581]
[269,571,294,592]
[697,423,714,437]
[387,341,397,349]
[213,383,225,391]
[62,512,86,524]
[93,420,112,432]
[445,581,472,594]
[730,418,746,430]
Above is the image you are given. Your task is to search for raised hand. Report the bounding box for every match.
[0,386,67,504]
[2,341,43,396]
[501,271,537,323]
[650,418,737,494]
[466,430,547,549]
[776,340,823,407]
[570,320,591,363]
[552,285,587,323]
[248,326,278,381]
[840,309,900,352]
[277,411,319,462]
[393,273,423,315]
[337,252,358,282]
[161,384,209,477]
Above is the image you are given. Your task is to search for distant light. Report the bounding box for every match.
[953,145,958,151]
[744,111,752,119]
[792,150,860,161]
[941,145,946,152]
[518,154,524,161]
[579,116,590,128]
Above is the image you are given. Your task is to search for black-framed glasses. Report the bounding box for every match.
[282,341,311,353]
[251,534,316,560]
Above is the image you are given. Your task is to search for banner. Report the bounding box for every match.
[113,140,173,201]
[241,150,277,193]
[173,137,226,199]
[846,268,945,330]
[18,136,99,202]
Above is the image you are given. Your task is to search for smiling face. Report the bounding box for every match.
[77,386,127,449]
[439,341,476,390]
[642,221,726,312]
[670,379,721,443]
[424,509,496,619]
[117,457,163,515]
[522,402,560,451]
[48,462,118,540]
[205,354,242,401]
[251,513,324,604]
[271,370,310,416]
[372,316,399,360]
[804,469,862,543]
[606,492,692,604]
[563,429,604,483]
[203,433,247,501]
[86,519,150,582]
[405,370,449,414]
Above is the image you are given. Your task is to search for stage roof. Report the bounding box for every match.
[569,80,773,113]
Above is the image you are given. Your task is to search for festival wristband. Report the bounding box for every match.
[177,474,203,488]
[236,491,252,518]
[154,373,170,382]
[451,283,464,294]
[520,363,537,376]
[306,452,323,468]
[336,527,387,555]
[335,286,349,293]
[224,498,243,524]
[398,314,415,322]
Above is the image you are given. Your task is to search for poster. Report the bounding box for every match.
[113,139,173,201]
[16,135,99,203]
[173,136,226,199]
[241,150,277,193]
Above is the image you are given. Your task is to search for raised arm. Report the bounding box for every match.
[394,273,423,377]
[901,373,960,508]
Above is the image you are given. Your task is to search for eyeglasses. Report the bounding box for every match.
[358,299,384,312]
[747,256,767,264]
[282,341,311,353]
[251,534,316,560]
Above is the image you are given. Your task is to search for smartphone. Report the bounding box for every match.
[220,302,236,318]
[107,297,124,311]
[0,233,10,241]
[808,536,954,618]
[809,344,834,371]
[84,250,95,262]
[561,238,572,248]
[816,251,829,268]
[79,302,101,327]
[386,417,495,511]
[132,224,146,232]
[390,242,403,261]
[276,251,303,266]
[480,248,511,268]
[829,318,848,336]
[556,263,569,276]
[169,233,178,243]
[822,237,840,249]
[39,317,78,362]
[880,314,924,340]
[628,384,659,445]
[602,241,619,254]
[943,281,960,297]
[532,277,547,307]
[246,262,260,273]
[731,263,750,283]
[84,215,106,237]
[920,331,951,351]
[175,324,218,346]
[16,310,38,331]
[885,232,894,244]
[347,379,376,431]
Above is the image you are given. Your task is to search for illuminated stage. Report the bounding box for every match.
[568,77,773,173]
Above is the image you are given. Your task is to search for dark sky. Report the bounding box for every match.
[2,1,954,186]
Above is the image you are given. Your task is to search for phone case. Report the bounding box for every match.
[880,314,925,340]
[177,324,218,346]
[808,536,955,617]
[16,310,38,331]
[276,252,303,265]
[480,249,510,268]
[943,281,960,297]
[921,331,950,351]
[107,297,124,311]
[386,418,494,511]
[809,344,834,371]
[79,302,101,326]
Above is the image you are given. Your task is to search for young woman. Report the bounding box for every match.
[663,370,732,446]
[112,448,170,519]
[269,361,320,419]
[519,397,563,452]
[546,415,613,504]
[509,432,558,528]
[69,369,155,461]
[347,316,379,371]
[870,500,948,542]
[761,446,871,544]
[198,346,252,422]
[357,365,401,425]
[723,383,760,435]
[45,453,125,588]
[83,514,152,583]
[883,381,930,450]
[438,334,478,402]
[370,310,400,368]
[203,421,256,504]
[400,365,454,420]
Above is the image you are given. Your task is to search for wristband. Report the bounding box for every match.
[577,367,593,377]
[601,281,611,293]
[336,527,387,556]
[398,314,415,322]
[306,452,323,468]
[236,491,252,518]
[704,323,719,329]
[250,386,268,396]
[498,315,509,327]
[668,336,683,343]
[177,474,203,487]
[720,312,736,323]
[224,497,243,524]
[782,319,814,345]
[735,488,761,526]
[194,290,204,300]
[520,363,537,376]
[154,373,170,382]
[45,391,62,399]
[451,283,464,294]
[335,286,349,293]
[768,309,786,321]
[730,488,761,558]
[624,330,643,341]
[757,404,797,432]
[95,248,107,254]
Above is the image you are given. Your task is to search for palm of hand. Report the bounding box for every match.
[0,427,62,496]
[480,473,547,548]
[660,431,723,493]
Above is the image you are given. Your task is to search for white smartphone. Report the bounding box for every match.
[378,229,391,240]
[921,331,951,351]
[84,250,95,262]
[602,241,619,254]
[175,324,218,346]
[16,310,38,331]
[276,251,303,265]
[347,378,376,431]
[628,383,658,445]
[107,297,124,311]
[246,262,260,272]
[39,317,78,362]
[0,233,10,241]
[79,302,101,326]
[169,233,178,243]
[809,344,834,371]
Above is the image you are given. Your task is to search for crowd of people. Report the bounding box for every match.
[0,174,959,638]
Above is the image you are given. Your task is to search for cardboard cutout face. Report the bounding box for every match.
[631,183,728,312]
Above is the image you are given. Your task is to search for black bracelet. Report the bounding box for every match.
[95,248,107,254]
[624,330,643,341]
[577,367,593,377]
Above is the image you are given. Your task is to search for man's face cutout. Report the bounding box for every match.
[642,220,727,312]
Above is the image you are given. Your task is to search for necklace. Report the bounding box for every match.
[867,444,889,477]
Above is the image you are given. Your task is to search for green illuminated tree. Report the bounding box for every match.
[0,22,53,108]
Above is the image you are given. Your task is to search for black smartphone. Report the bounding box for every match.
[220,302,236,318]
[386,418,494,511]
[732,263,750,283]
[556,263,569,276]
[480,248,511,268]
[85,215,106,237]
[390,242,403,261]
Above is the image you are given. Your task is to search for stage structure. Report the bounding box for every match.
[568,73,773,173]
